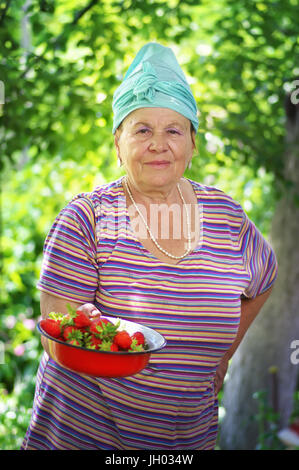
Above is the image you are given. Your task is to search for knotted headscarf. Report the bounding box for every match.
[112,43,199,134]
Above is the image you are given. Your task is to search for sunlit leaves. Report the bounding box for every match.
[185,0,299,184]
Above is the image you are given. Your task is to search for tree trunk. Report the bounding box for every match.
[219,93,299,450]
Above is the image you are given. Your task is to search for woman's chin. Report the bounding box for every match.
[142,170,180,187]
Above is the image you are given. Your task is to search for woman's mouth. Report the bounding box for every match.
[145,160,171,168]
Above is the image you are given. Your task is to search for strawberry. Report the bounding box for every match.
[40,318,61,339]
[113,330,132,350]
[64,304,91,327]
[98,340,119,352]
[78,326,89,334]
[65,327,83,346]
[63,325,79,341]
[90,318,111,333]
[90,318,118,342]
[129,338,144,352]
[85,334,102,350]
[67,339,81,347]
[73,309,91,328]
[131,331,145,346]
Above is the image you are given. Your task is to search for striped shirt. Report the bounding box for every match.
[22,178,277,450]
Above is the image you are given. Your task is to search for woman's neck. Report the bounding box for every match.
[124,176,184,206]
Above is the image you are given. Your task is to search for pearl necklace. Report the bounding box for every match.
[124,177,192,260]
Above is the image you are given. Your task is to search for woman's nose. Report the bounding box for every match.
[148,133,168,152]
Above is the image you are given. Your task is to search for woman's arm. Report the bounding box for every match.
[40,291,82,319]
[214,287,273,394]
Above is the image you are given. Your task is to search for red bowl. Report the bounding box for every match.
[37,316,166,378]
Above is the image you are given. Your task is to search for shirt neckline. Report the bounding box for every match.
[119,177,203,267]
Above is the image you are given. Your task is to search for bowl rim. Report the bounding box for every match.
[37,317,167,355]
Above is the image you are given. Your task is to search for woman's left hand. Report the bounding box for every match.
[214,358,229,395]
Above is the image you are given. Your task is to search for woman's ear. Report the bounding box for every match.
[114,130,123,167]
[191,130,197,152]
[114,132,120,156]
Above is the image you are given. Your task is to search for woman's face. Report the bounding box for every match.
[114,107,195,195]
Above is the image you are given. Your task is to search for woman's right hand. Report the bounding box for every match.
[76,303,102,319]
[40,292,101,320]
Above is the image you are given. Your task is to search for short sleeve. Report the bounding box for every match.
[37,196,99,303]
[239,213,278,299]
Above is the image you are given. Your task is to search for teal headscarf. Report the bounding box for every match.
[112,43,199,134]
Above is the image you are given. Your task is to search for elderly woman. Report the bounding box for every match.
[22,43,277,450]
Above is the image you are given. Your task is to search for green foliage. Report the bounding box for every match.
[186,153,275,236]
[2,0,299,183]
[0,374,37,450]
[0,0,200,171]
[252,390,285,450]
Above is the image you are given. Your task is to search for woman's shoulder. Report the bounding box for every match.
[188,179,244,212]
[68,178,123,208]
[187,178,247,235]
[55,179,123,226]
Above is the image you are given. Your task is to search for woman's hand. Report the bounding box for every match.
[214,358,229,395]
[213,289,274,396]
[40,293,101,320]
[77,303,102,319]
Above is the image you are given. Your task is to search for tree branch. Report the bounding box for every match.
[71,0,99,25]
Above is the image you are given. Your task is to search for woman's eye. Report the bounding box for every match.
[167,129,181,135]
[137,128,150,134]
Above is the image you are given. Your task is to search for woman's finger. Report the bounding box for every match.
[77,303,101,318]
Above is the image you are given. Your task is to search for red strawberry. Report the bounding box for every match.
[40,318,61,339]
[90,318,112,336]
[110,343,119,352]
[97,340,119,351]
[73,309,91,328]
[78,326,89,334]
[89,335,102,350]
[131,331,145,346]
[67,339,81,347]
[63,325,78,341]
[64,327,83,346]
[113,330,132,350]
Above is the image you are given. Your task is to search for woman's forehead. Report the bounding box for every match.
[124,107,190,128]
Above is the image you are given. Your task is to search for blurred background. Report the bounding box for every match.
[1,0,299,450]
